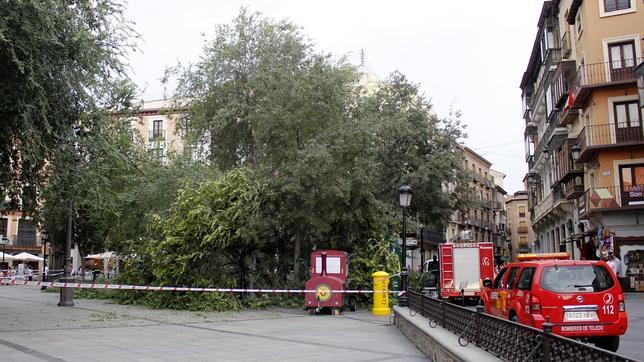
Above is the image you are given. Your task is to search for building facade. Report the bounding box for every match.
[521,0,643,288]
[506,191,536,261]
[445,147,510,264]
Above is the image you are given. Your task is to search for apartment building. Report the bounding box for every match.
[130,99,195,163]
[0,211,43,257]
[520,0,643,288]
[506,191,536,261]
[445,147,510,264]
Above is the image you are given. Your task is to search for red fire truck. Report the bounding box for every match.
[438,242,495,301]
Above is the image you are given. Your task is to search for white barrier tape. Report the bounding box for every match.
[3,280,399,294]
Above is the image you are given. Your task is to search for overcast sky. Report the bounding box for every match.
[125,0,545,194]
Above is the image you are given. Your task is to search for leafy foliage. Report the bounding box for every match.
[25,8,470,312]
[0,0,136,215]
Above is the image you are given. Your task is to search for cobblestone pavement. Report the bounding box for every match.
[0,286,427,361]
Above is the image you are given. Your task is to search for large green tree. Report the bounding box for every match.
[0,0,136,215]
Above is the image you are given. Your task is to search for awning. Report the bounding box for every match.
[84,251,116,260]
[12,252,44,262]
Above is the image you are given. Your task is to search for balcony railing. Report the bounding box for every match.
[148,129,166,141]
[569,58,642,109]
[4,234,40,246]
[581,185,644,215]
[517,244,531,253]
[561,31,571,59]
[532,192,554,224]
[576,123,644,161]
[564,178,584,200]
[554,139,583,185]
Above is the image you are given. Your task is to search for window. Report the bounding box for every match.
[518,205,526,217]
[603,0,631,12]
[540,265,615,292]
[152,120,163,139]
[149,147,164,161]
[619,164,644,206]
[493,268,508,289]
[17,219,36,246]
[519,220,527,233]
[0,218,7,239]
[516,267,536,290]
[575,11,583,38]
[505,267,521,289]
[609,41,636,81]
[519,236,528,245]
[614,100,641,142]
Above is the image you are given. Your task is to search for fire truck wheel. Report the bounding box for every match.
[510,314,519,323]
[348,297,357,312]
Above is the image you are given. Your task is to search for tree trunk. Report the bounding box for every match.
[293,235,301,275]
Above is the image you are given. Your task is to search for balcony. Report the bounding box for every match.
[575,123,644,162]
[517,244,531,253]
[569,58,641,109]
[580,185,644,217]
[148,129,166,142]
[561,31,571,59]
[564,178,584,200]
[554,139,583,185]
[517,226,529,234]
[552,59,576,109]
[4,234,41,247]
[532,192,553,224]
[532,110,567,165]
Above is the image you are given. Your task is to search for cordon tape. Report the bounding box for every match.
[1,279,400,294]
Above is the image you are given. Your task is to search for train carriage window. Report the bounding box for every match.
[315,257,341,274]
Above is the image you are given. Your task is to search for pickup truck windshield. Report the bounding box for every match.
[539,265,615,293]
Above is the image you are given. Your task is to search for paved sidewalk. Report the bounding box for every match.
[0,286,427,361]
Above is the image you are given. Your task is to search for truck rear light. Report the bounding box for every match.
[618,301,625,312]
[530,295,541,314]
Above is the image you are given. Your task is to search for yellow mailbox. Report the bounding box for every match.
[372,271,390,316]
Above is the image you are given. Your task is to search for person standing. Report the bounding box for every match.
[27,266,33,281]
[607,253,622,277]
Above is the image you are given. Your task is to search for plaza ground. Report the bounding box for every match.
[0,286,427,361]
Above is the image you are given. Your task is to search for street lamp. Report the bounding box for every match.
[399,183,412,307]
[1,236,8,268]
[527,170,538,185]
[59,200,74,307]
[571,144,581,163]
[41,229,48,290]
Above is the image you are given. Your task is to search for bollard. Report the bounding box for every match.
[542,316,554,362]
[475,304,484,346]
[371,271,390,316]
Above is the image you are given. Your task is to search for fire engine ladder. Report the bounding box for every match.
[441,247,453,289]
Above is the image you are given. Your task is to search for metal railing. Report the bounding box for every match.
[570,58,642,108]
[577,124,644,156]
[407,291,636,362]
[561,31,571,59]
[148,129,166,141]
[581,185,644,213]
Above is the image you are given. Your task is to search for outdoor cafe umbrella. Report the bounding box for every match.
[12,252,44,262]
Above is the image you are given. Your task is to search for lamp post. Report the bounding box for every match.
[399,183,412,307]
[59,201,74,306]
[1,236,8,268]
[40,230,48,290]
[571,144,581,163]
